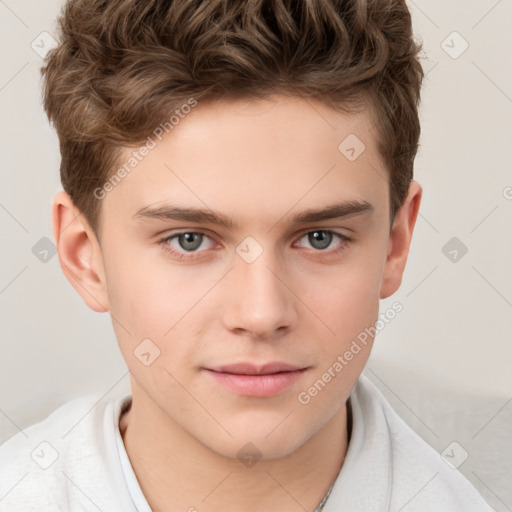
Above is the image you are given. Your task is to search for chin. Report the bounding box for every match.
[201,423,310,463]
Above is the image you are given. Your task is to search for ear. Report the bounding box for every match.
[379,181,422,299]
[51,190,110,312]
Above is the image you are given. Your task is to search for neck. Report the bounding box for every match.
[119,385,349,512]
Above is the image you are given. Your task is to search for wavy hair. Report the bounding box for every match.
[41,0,424,235]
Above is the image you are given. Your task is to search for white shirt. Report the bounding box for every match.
[0,374,495,512]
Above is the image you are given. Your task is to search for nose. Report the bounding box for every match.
[221,248,298,340]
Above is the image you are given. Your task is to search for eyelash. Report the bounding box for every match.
[158,229,351,261]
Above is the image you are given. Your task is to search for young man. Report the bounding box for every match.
[0,1,495,511]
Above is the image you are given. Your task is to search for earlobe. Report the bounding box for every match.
[379,181,422,299]
[51,191,110,313]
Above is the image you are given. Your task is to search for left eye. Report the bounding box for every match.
[164,232,215,253]
[296,230,347,251]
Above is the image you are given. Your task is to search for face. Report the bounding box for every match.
[56,95,419,460]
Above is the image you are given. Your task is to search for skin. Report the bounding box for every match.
[52,95,421,512]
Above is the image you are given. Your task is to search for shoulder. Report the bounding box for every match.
[351,374,496,511]
[0,392,134,512]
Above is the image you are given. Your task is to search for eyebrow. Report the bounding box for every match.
[133,199,373,230]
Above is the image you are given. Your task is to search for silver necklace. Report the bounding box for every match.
[313,480,335,512]
[313,397,352,511]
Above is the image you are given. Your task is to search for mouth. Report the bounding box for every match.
[203,362,309,397]
[208,361,305,375]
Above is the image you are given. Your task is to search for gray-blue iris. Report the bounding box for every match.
[179,233,203,251]
[308,231,332,250]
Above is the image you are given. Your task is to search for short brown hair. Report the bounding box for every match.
[41,0,424,236]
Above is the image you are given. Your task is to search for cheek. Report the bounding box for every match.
[103,241,208,333]
[301,261,381,335]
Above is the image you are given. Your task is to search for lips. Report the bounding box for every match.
[203,362,309,397]
[207,362,305,375]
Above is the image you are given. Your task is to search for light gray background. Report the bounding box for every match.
[1,0,511,435]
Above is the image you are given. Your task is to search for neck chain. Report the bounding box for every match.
[313,397,352,512]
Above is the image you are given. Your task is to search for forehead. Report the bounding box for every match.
[104,95,388,228]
